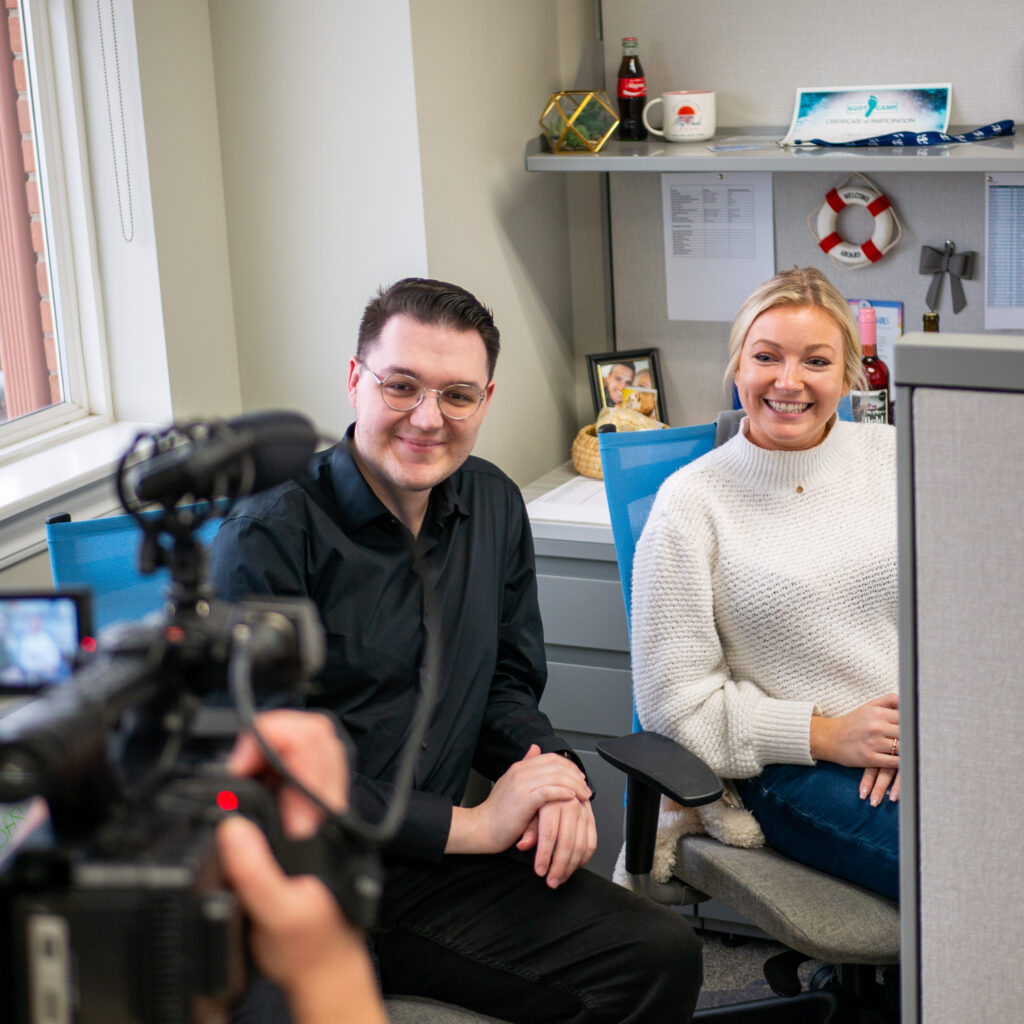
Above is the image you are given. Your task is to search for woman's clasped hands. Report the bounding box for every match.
[809,693,900,806]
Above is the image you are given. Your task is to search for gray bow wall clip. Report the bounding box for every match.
[919,240,976,314]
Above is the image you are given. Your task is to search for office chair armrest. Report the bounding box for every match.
[597,731,722,806]
[597,731,722,885]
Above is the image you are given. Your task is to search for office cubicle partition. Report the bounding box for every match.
[896,331,1024,1024]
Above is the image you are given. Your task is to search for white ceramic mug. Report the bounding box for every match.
[642,91,716,142]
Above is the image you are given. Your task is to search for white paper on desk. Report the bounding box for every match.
[985,173,1024,330]
[525,475,610,526]
[662,173,774,322]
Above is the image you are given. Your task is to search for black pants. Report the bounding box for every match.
[237,852,703,1024]
[382,852,703,1022]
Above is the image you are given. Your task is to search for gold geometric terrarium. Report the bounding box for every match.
[539,90,619,154]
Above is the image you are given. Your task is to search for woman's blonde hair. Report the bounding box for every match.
[724,267,867,393]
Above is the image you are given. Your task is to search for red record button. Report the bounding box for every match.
[217,790,239,812]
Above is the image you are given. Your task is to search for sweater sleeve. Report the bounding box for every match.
[629,480,817,778]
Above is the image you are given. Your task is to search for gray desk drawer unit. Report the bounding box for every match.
[525,469,762,936]
[531,518,632,882]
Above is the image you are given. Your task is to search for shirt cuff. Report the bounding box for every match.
[387,789,455,862]
[534,735,595,798]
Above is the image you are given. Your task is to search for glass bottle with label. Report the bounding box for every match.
[923,312,940,332]
[616,37,647,141]
[850,306,892,424]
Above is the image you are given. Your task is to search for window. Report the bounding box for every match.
[0,0,241,572]
[0,0,129,572]
[0,0,98,454]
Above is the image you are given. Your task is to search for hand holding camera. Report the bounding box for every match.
[216,710,387,1024]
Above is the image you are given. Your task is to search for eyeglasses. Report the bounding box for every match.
[360,363,487,421]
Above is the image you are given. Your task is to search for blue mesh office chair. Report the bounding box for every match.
[46,510,222,632]
[596,413,899,1023]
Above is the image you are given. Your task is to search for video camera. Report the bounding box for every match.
[0,412,403,1024]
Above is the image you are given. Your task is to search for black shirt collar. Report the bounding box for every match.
[330,424,469,534]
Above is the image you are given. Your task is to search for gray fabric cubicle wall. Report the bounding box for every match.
[596,0,1019,429]
[896,332,1024,1023]
[607,171,986,428]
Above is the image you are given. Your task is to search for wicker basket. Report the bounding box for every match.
[572,407,667,479]
[572,424,604,479]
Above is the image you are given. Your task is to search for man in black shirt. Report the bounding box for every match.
[211,278,702,1022]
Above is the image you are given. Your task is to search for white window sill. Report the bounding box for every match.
[0,418,157,570]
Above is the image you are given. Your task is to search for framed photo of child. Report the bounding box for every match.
[586,348,666,424]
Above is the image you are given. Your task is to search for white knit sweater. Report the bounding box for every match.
[630,417,897,780]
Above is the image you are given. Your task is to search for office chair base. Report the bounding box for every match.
[764,947,811,996]
[810,963,899,1024]
[693,990,837,1022]
[691,962,898,1024]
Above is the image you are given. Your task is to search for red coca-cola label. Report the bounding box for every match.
[618,77,646,98]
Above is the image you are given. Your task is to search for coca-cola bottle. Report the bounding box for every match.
[850,306,892,425]
[617,37,647,141]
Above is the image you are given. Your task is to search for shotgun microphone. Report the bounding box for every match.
[129,410,317,505]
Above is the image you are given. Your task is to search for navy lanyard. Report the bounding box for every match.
[788,119,1015,148]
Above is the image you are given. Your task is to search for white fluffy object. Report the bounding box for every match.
[613,797,765,890]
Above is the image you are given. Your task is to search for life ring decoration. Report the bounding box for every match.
[810,174,902,269]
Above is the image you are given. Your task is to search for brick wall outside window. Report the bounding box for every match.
[0,0,58,422]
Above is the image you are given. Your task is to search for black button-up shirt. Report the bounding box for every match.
[209,429,571,861]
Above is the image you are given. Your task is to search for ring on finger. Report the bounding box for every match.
[891,736,899,756]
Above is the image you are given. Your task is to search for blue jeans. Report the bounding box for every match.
[734,762,899,901]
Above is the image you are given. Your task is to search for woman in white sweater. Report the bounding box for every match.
[631,267,899,899]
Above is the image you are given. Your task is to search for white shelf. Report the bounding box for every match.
[524,128,1024,173]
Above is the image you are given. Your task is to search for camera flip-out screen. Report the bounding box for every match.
[0,589,93,694]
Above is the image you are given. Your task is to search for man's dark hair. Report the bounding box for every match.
[357,278,501,381]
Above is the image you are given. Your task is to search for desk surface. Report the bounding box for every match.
[523,463,613,544]
[521,460,582,503]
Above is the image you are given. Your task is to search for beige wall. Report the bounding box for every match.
[208,0,593,486]
[602,0,1023,129]
[410,0,597,482]
[208,0,430,447]
[132,0,242,420]
[0,551,51,587]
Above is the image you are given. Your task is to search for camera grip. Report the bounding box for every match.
[157,775,384,929]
